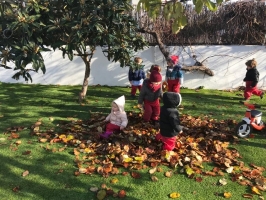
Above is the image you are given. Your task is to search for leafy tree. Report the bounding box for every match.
[137,0,223,34]
[0,0,147,101]
[135,0,223,75]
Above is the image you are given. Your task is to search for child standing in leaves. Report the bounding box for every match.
[138,66,163,125]
[165,55,184,93]
[243,58,264,100]
[128,57,146,98]
[100,95,128,139]
[156,92,183,151]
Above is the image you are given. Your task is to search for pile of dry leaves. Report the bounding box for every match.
[6,111,266,199]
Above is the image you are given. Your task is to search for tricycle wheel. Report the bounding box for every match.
[236,121,253,138]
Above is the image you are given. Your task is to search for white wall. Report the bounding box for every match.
[1,45,266,90]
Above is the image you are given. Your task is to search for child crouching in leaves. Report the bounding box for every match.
[100,95,128,139]
[156,92,183,151]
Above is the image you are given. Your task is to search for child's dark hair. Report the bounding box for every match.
[245,58,257,68]
[149,64,161,73]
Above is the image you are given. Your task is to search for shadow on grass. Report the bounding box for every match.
[0,146,142,200]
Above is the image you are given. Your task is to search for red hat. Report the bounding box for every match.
[169,55,179,65]
[150,67,162,82]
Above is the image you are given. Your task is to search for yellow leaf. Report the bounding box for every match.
[170,192,180,198]
[84,148,91,153]
[67,135,74,141]
[224,192,232,198]
[251,186,261,195]
[110,178,119,184]
[59,134,66,139]
[185,165,194,176]
[123,157,133,163]
[134,157,143,161]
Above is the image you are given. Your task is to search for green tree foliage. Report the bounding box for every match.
[137,0,223,34]
[0,0,147,99]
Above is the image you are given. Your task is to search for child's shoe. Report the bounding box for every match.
[260,92,264,99]
[152,120,160,128]
[100,131,112,139]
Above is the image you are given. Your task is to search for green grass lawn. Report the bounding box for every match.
[0,82,265,200]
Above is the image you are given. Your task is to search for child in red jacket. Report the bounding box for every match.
[243,58,264,100]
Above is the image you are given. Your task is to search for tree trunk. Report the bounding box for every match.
[138,28,169,59]
[76,48,95,103]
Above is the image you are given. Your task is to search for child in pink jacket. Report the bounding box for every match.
[100,95,128,139]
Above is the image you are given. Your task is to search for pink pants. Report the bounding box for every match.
[244,81,263,100]
[155,133,177,151]
[143,99,160,122]
[167,79,181,93]
[106,123,120,132]
[100,123,120,138]
[131,85,142,96]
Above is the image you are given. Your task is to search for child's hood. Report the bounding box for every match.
[162,92,182,108]
[113,95,126,112]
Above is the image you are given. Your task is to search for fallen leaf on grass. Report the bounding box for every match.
[242,194,253,199]
[12,186,20,192]
[110,178,119,184]
[15,140,22,145]
[149,167,157,174]
[251,186,261,195]
[39,138,48,143]
[22,150,31,155]
[151,176,158,182]
[22,170,29,177]
[10,132,19,139]
[195,177,203,182]
[97,189,106,200]
[170,192,180,198]
[131,172,141,179]
[118,190,126,198]
[219,178,227,186]
[224,192,232,198]
[165,171,173,178]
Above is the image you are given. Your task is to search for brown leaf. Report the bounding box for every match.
[165,171,173,178]
[250,169,262,178]
[11,132,20,139]
[122,171,129,176]
[22,170,29,177]
[118,190,126,198]
[131,172,141,179]
[242,194,253,199]
[22,150,31,155]
[195,177,203,182]
[12,186,20,192]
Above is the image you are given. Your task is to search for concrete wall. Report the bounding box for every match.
[1,45,266,90]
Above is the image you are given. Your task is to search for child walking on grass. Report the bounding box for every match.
[138,66,163,125]
[128,57,146,98]
[100,95,128,139]
[243,58,264,100]
[156,92,183,151]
